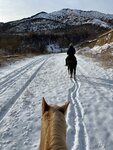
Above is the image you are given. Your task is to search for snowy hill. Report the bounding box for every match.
[1,9,113,55]
[0,8,113,33]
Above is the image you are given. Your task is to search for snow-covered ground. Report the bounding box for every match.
[0,53,113,150]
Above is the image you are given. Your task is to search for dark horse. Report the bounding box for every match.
[67,55,77,79]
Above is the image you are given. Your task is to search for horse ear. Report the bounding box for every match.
[59,102,69,115]
[42,97,50,115]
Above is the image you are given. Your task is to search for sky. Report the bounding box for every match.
[0,0,113,23]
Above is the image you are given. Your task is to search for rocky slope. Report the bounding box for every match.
[79,29,113,48]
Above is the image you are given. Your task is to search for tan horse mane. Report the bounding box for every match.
[39,97,69,150]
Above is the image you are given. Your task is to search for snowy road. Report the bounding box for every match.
[0,55,50,122]
[0,53,113,150]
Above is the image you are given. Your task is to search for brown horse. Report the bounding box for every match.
[67,56,77,79]
[39,97,69,150]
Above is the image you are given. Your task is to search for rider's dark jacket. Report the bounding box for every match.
[66,45,76,66]
[67,46,76,56]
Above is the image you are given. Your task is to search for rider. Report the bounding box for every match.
[66,43,76,66]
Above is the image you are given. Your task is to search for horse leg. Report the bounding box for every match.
[73,68,76,80]
[74,65,77,80]
[70,68,73,78]
[68,66,69,73]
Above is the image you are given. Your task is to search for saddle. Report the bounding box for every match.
[66,55,76,66]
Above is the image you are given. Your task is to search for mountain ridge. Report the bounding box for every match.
[0,8,113,55]
[0,8,113,33]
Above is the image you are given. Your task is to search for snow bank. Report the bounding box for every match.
[47,44,61,53]
[79,42,113,55]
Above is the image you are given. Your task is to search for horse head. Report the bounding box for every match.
[39,97,69,150]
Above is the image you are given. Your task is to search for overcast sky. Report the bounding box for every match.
[0,0,113,22]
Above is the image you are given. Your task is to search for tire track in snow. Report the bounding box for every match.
[77,64,106,150]
[0,56,50,123]
[78,67,107,150]
[0,57,41,82]
[66,83,76,149]
[66,78,89,150]
[78,64,112,103]
[0,56,46,94]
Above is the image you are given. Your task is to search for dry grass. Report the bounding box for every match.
[0,54,36,67]
[0,55,23,67]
